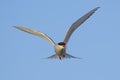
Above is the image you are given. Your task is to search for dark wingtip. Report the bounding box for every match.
[95,7,100,10]
[96,7,100,9]
[13,26,20,28]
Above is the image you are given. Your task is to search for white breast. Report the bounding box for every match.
[54,45,65,56]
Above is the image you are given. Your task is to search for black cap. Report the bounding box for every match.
[58,42,66,45]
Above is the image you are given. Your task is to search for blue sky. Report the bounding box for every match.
[1,0,120,80]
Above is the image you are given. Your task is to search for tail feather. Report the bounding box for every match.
[47,54,58,59]
[65,53,81,59]
[47,53,81,59]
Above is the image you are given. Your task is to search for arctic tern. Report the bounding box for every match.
[14,7,100,60]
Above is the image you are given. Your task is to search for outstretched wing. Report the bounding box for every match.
[14,26,56,46]
[63,7,100,43]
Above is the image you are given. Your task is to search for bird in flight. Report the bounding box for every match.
[14,7,100,60]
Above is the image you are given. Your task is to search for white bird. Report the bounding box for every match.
[14,7,100,60]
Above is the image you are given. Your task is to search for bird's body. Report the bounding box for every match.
[54,44,66,59]
[55,45,65,56]
[14,7,100,60]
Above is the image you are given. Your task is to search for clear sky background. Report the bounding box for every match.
[1,0,120,80]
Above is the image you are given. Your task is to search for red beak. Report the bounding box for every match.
[63,45,66,48]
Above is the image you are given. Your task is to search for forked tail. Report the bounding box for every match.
[47,53,81,60]
[65,53,81,59]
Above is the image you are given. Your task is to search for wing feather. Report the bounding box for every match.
[14,26,56,46]
[63,7,100,43]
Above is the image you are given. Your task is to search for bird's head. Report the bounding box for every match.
[58,42,66,48]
